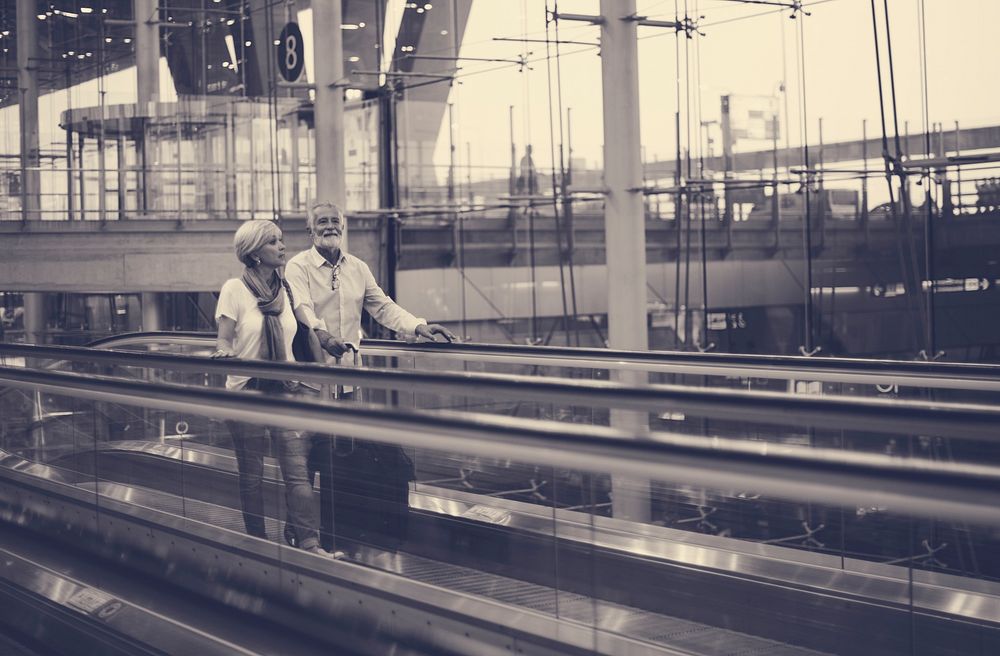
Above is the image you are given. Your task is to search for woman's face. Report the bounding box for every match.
[254,231,286,268]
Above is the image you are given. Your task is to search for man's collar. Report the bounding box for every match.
[308,246,348,269]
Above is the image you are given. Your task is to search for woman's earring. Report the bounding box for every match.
[253,257,261,265]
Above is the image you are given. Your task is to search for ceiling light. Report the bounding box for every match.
[348,56,360,62]
[358,22,365,28]
[80,7,93,13]
[244,40,251,47]
[226,18,235,25]
[341,24,359,30]
[37,14,46,20]
[123,37,132,43]
[425,3,433,9]
[440,30,448,35]
[104,37,112,43]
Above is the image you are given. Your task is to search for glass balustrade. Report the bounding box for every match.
[1,360,998,655]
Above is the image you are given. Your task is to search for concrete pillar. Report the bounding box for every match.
[312,0,346,209]
[141,293,166,331]
[134,0,160,108]
[17,0,40,222]
[22,292,46,345]
[600,0,651,522]
[134,0,158,217]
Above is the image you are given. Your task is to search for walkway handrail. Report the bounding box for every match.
[83,331,1000,392]
[2,364,1000,525]
[4,342,1000,443]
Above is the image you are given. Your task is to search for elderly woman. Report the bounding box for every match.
[213,219,331,556]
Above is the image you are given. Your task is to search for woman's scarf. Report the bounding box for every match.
[241,266,288,362]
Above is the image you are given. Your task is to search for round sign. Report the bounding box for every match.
[276,22,305,83]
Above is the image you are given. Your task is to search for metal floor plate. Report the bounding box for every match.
[79,480,831,656]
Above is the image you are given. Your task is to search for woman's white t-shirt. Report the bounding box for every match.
[214,278,297,390]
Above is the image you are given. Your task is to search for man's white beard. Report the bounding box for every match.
[315,233,342,251]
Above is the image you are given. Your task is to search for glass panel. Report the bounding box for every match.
[3,358,1000,656]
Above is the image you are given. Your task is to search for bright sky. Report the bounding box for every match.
[436,0,1000,177]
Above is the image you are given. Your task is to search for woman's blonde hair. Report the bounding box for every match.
[233,220,281,267]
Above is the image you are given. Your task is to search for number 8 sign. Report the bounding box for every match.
[277,22,305,82]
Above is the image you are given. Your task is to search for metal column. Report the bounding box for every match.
[600,1,650,522]
[135,0,166,318]
[18,3,43,345]
[17,0,40,223]
[134,0,160,109]
[312,0,346,210]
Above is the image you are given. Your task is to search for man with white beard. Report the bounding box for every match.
[286,201,456,357]
[284,201,456,555]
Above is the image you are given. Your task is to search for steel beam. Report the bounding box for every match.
[16,0,40,223]
[313,0,346,212]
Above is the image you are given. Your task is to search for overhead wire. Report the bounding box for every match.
[867,0,924,355]
[917,0,936,357]
[883,0,928,349]
[672,0,683,349]
[542,2,573,346]
[682,0,695,351]
[552,1,581,346]
[263,0,281,223]
[694,0,711,351]
[794,2,815,354]
[522,0,538,343]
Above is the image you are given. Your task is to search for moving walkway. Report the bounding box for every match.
[1,336,999,654]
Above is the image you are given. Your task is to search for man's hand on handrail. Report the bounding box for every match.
[415,323,459,343]
[315,329,358,358]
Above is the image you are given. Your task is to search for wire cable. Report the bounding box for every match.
[543,2,572,346]
[794,6,815,354]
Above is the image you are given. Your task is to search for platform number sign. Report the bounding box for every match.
[277,22,305,82]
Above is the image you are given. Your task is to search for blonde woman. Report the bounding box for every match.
[213,219,331,556]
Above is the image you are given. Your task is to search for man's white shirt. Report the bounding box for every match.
[285,246,424,364]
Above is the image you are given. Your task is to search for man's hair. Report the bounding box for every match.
[306,201,345,233]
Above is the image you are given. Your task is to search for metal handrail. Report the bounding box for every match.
[83,330,1000,392]
[2,364,999,525]
[3,341,1000,443]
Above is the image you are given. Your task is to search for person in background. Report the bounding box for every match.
[285,201,457,555]
[213,219,332,557]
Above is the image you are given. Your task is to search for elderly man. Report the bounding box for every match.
[286,201,455,356]
[285,201,456,553]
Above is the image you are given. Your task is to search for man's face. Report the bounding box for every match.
[311,213,343,251]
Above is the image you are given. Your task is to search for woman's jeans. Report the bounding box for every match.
[225,383,320,550]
